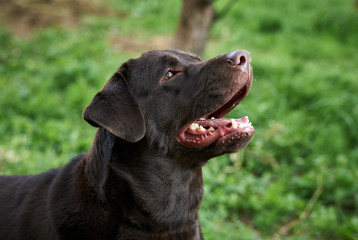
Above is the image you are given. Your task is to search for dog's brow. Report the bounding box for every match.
[163,56,180,66]
[188,55,201,62]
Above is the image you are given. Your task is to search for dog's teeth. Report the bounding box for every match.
[189,123,200,130]
[231,119,238,129]
[200,118,205,120]
[211,117,215,119]
[198,126,206,131]
[208,127,215,131]
[241,122,252,128]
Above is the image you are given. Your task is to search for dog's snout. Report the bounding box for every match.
[226,50,251,71]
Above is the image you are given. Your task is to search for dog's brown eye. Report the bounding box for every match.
[164,71,174,80]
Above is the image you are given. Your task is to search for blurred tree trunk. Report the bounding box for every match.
[174,0,215,57]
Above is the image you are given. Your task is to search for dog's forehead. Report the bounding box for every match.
[139,50,201,65]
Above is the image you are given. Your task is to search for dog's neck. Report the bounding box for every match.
[85,128,204,233]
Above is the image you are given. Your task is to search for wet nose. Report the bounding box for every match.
[226,50,251,71]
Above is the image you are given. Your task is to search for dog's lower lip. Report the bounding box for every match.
[176,116,254,149]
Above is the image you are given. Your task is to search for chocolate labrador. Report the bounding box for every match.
[0,49,254,240]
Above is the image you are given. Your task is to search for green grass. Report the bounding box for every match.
[1,0,357,239]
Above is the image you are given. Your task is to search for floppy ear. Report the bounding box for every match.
[83,69,146,142]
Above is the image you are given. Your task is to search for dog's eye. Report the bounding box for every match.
[161,70,181,84]
[164,71,174,81]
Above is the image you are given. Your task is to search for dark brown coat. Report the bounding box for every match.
[0,50,254,240]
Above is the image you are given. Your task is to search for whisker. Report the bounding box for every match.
[191,85,209,119]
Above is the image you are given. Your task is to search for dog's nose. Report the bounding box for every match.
[226,50,251,71]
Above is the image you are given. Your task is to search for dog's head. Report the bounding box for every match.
[83,50,254,162]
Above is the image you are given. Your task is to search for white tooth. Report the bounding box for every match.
[231,119,238,129]
[199,125,206,131]
[208,127,215,131]
[189,123,200,130]
[200,118,205,120]
[211,117,215,119]
[241,122,252,128]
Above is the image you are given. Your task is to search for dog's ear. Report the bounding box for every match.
[83,67,146,143]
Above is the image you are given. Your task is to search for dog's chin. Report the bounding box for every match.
[210,130,254,154]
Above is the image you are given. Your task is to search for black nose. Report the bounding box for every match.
[226,50,251,71]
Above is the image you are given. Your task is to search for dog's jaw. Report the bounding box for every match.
[176,70,254,152]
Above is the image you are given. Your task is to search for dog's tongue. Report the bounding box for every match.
[177,116,253,149]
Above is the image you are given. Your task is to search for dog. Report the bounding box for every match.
[0,49,254,240]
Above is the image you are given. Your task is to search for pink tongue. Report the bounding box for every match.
[180,126,227,148]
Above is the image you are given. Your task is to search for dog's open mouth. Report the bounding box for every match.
[176,85,254,149]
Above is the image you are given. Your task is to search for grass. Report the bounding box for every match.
[0,0,357,239]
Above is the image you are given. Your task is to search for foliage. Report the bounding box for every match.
[0,0,357,239]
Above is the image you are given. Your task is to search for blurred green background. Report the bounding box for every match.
[0,0,357,239]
